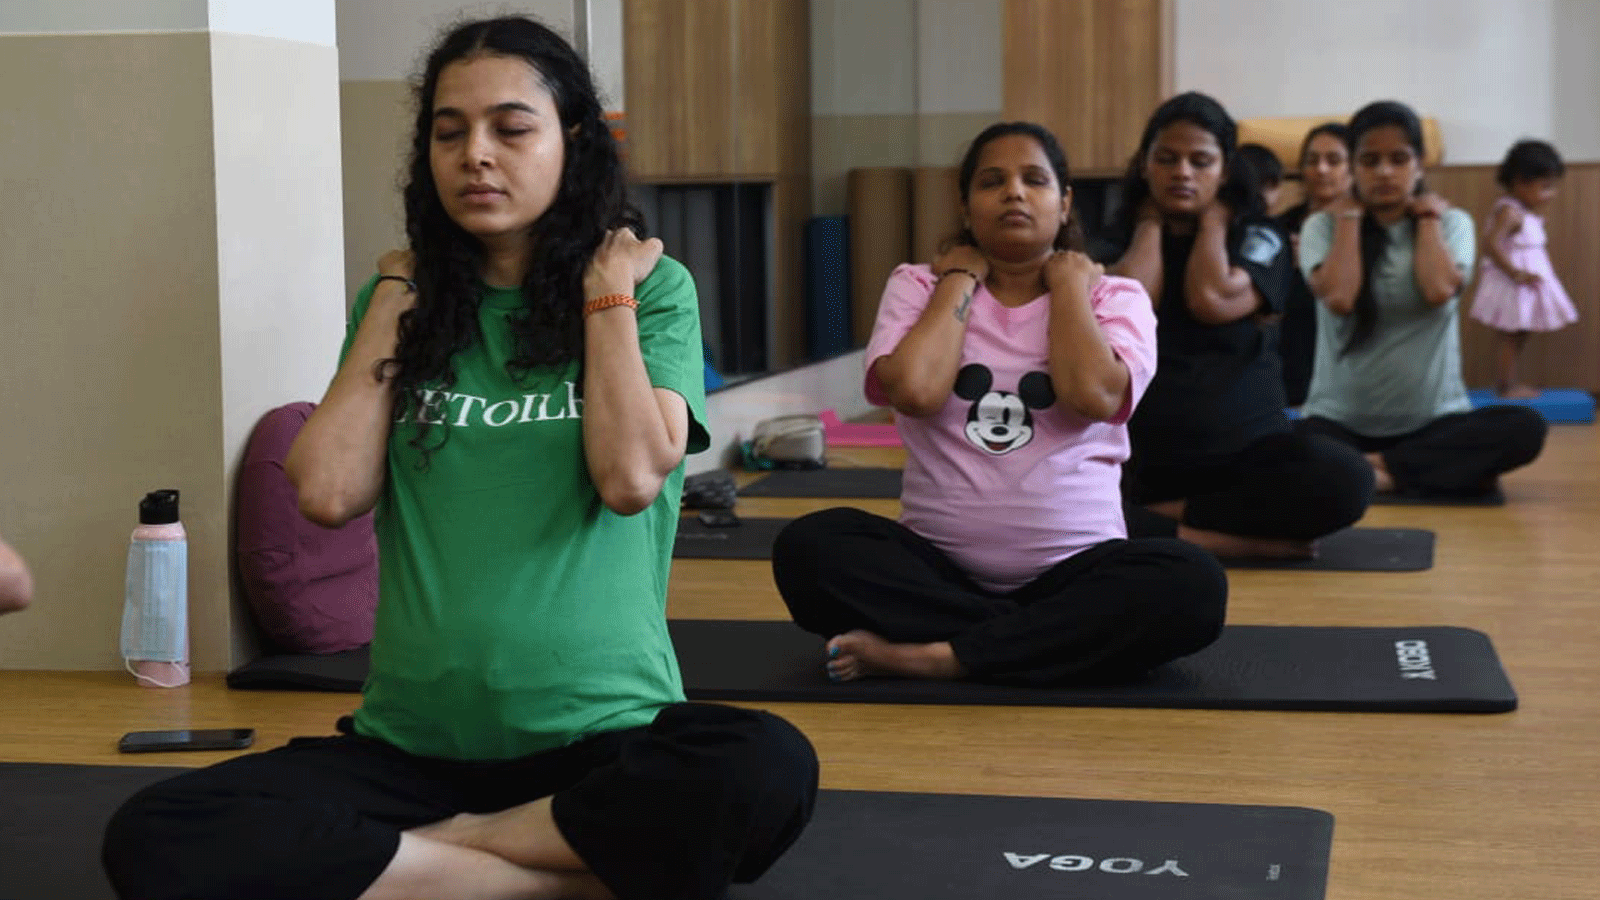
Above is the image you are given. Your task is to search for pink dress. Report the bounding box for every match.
[1470,197,1577,332]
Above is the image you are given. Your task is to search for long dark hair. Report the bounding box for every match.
[1344,100,1424,356]
[389,16,640,462]
[948,121,1085,252]
[1110,91,1263,243]
[1281,122,1350,234]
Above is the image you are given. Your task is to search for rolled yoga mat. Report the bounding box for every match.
[675,518,1435,573]
[0,763,1332,900]
[846,167,912,346]
[670,619,1517,713]
[910,165,962,266]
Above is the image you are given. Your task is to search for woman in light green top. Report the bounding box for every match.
[1296,100,1546,499]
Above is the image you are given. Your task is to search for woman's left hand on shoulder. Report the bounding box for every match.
[584,227,665,297]
[1199,198,1233,228]
[1409,192,1450,219]
[1045,249,1103,296]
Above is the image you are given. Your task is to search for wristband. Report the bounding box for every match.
[1414,211,1441,220]
[583,293,638,317]
[1337,210,1363,220]
[375,274,416,293]
[940,267,981,286]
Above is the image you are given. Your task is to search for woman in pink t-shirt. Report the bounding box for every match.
[771,122,1227,685]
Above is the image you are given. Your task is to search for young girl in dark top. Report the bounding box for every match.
[1107,92,1373,559]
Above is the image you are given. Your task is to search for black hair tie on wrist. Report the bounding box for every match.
[376,274,417,293]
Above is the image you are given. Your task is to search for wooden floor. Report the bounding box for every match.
[4,426,1599,899]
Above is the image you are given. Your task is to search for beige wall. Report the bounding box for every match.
[0,33,225,670]
[1174,0,1600,163]
[211,32,348,663]
[0,29,345,672]
[339,80,412,305]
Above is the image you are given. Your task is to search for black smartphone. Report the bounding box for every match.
[117,728,256,753]
[697,509,741,528]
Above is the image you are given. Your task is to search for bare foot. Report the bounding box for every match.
[1177,525,1316,560]
[825,630,966,682]
[1497,384,1541,399]
[1364,452,1396,493]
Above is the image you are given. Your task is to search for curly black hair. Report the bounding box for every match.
[388,16,641,462]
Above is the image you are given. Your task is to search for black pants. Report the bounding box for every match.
[1124,429,1374,541]
[102,704,818,900]
[771,508,1228,685]
[1300,406,1547,496]
[1279,283,1317,407]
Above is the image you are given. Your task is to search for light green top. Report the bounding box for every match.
[1298,208,1475,436]
[342,257,708,760]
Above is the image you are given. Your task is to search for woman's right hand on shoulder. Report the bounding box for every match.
[1325,194,1363,219]
[933,244,989,285]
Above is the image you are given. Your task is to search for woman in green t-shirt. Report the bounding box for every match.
[103,17,817,900]
[1297,100,1547,499]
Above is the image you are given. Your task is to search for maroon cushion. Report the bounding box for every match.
[235,402,377,654]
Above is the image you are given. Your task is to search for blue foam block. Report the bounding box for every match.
[1468,388,1595,424]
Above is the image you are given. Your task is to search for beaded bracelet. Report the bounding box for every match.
[583,293,639,317]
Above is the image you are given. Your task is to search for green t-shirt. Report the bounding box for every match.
[341,257,709,760]
[1297,208,1475,436]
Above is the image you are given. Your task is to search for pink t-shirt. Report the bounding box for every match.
[864,264,1157,593]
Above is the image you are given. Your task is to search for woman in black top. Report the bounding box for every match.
[1277,122,1352,406]
[1107,92,1373,559]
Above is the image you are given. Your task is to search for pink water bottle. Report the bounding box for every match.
[122,489,190,687]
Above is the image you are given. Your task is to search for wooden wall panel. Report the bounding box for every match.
[623,0,811,368]
[738,0,812,367]
[1429,163,1600,391]
[623,0,735,180]
[1003,0,1164,172]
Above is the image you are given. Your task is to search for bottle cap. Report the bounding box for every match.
[139,490,181,525]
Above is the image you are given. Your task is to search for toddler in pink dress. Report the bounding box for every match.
[1469,139,1576,397]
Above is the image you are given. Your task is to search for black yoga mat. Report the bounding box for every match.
[0,762,187,900]
[739,467,902,498]
[1230,527,1434,572]
[0,764,1332,900]
[675,518,1434,572]
[1369,486,1506,506]
[227,645,370,692]
[670,619,1517,712]
[674,515,790,559]
[734,789,1332,900]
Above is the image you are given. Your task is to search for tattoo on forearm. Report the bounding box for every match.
[953,289,973,323]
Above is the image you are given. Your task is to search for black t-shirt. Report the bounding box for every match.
[1125,216,1294,465]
